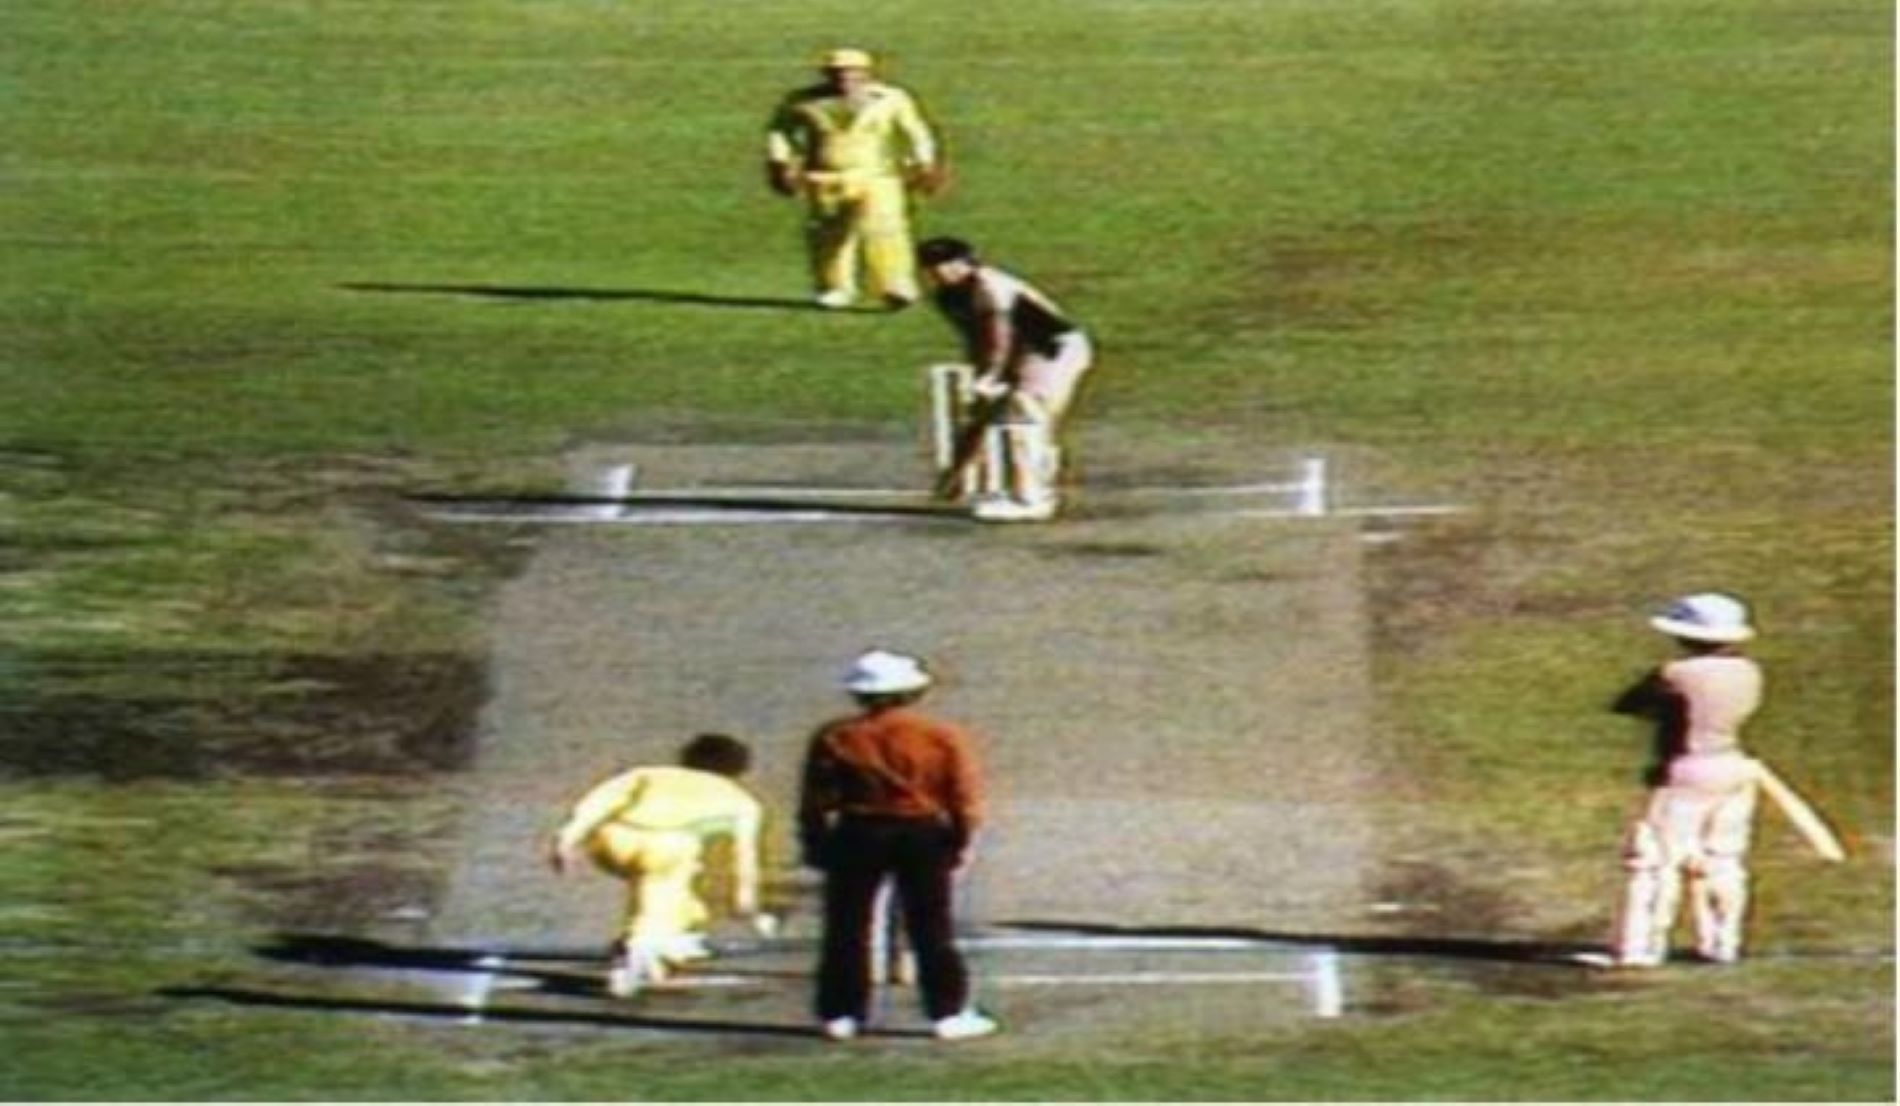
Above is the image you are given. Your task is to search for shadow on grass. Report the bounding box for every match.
[258,932,598,970]
[158,985,833,1039]
[156,933,868,1040]
[998,920,1596,966]
[338,281,869,313]
[253,932,795,987]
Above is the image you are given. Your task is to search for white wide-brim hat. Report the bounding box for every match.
[1649,592,1756,643]
[841,649,932,694]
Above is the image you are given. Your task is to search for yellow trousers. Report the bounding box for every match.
[804,173,919,302]
[588,825,710,945]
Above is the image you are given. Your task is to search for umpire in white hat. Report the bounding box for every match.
[797,650,998,1041]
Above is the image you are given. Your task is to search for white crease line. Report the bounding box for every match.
[1335,505,1467,517]
[1101,481,1306,498]
[635,975,759,989]
[1309,949,1344,1018]
[959,935,1280,951]
[595,970,1311,991]
[456,969,495,1024]
[990,971,1313,986]
[422,508,946,526]
[608,481,1311,500]
[1298,456,1328,517]
[653,486,932,500]
[1230,504,1466,520]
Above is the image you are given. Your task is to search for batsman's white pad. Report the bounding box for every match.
[1005,390,1054,428]
[1687,855,1748,963]
[1613,822,1679,966]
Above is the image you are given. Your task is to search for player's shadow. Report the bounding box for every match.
[159,984,828,1038]
[998,920,1595,965]
[251,932,603,996]
[153,932,837,1039]
[338,281,866,312]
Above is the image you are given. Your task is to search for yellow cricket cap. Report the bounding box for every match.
[820,48,875,70]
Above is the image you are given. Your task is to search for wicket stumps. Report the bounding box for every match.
[928,363,1003,501]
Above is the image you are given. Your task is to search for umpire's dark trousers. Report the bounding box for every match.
[815,815,969,1022]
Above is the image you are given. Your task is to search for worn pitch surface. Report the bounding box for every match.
[429,440,1378,1025]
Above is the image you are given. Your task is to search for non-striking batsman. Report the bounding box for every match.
[1601,593,1845,968]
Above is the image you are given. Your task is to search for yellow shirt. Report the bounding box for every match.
[556,765,761,854]
[765,81,938,178]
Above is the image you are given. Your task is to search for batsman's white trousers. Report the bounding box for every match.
[1016,331,1094,427]
[1612,751,1760,965]
[983,331,1093,506]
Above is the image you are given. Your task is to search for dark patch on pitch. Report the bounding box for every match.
[0,650,487,781]
[1040,541,1169,560]
[1367,861,1598,1002]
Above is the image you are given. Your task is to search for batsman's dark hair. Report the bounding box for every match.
[917,236,976,266]
[680,733,751,777]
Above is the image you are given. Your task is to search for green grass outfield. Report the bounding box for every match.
[2,0,1892,1099]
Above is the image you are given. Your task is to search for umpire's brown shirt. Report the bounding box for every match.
[798,706,984,847]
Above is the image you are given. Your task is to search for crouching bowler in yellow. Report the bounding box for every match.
[765,48,946,310]
[548,734,771,997]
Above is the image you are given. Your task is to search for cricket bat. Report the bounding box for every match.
[933,392,1009,499]
[1755,760,1848,862]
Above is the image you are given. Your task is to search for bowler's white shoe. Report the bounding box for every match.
[661,934,712,963]
[972,496,1057,523]
[820,1016,860,1041]
[606,942,667,997]
[606,964,641,998]
[1574,950,1662,969]
[815,289,856,310]
[932,1009,999,1040]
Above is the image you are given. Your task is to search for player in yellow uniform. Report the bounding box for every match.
[765,48,946,310]
[548,734,772,996]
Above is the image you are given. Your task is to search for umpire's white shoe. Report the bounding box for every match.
[814,289,856,310]
[932,1009,999,1040]
[820,1016,860,1041]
